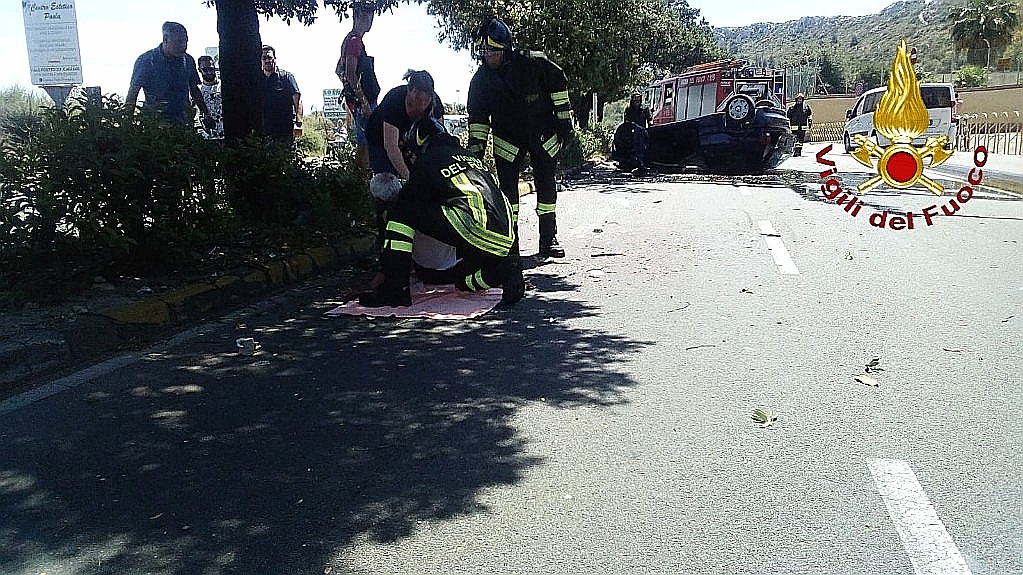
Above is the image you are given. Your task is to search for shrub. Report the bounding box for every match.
[0,95,373,287]
[955,65,988,88]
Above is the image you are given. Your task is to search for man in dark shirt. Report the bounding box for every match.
[259,45,303,144]
[126,22,213,128]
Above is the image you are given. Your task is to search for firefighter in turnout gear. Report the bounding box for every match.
[466,17,574,259]
[787,93,812,157]
[358,118,526,307]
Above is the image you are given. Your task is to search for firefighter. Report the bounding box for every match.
[358,117,526,307]
[466,17,574,259]
[787,93,812,157]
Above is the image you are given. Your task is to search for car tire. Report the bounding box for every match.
[724,94,756,127]
[843,132,856,154]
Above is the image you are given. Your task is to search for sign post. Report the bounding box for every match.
[22,1,84,108]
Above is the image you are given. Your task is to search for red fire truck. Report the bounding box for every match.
[614,60,795,173]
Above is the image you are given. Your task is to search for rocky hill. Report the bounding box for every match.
[712,0,962,90]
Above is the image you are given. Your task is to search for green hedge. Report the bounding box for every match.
[0,97,371,285]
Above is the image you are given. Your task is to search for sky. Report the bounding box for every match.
[2,0,899,111]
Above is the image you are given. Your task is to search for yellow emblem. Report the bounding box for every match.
[851,40,953,195]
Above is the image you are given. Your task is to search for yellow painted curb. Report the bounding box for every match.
[102,300,171,325]
[159,283,216,307]
[287,254,316,279]
[306,246,337,269]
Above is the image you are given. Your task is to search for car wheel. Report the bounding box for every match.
[724,94,756,126]
[843,132,856,154]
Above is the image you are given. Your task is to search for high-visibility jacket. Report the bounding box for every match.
[402,135,515,257]
[787,102,812,130]
[466,49,573,162]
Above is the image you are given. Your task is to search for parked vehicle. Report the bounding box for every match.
[612,60,795,174]
[843,83,959,153]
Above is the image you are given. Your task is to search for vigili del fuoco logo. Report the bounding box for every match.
[816,40,989,230]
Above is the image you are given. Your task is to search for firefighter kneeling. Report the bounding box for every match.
[359,117,526,308]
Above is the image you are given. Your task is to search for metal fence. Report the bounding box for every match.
[955,112,1023,154]
[804,116,1023,155]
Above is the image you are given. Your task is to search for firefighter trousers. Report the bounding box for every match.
[495,143,559,245]
[380,201,511,293]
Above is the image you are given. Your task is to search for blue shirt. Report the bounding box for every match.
[130,46,200,125]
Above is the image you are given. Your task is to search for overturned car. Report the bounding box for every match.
[613,60,796,174]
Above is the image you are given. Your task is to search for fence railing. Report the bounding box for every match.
[804,115,1023,155]
[955,112,1022,154]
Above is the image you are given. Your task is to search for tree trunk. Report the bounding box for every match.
[216,0,262,139]
[573,95,592,130]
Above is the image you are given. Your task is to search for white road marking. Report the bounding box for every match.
[867,458,973,575]
[757,220,800,275]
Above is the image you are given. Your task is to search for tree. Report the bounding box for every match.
[424,0,724,127]
[204,0,722,135]
[947,0,1021,65]
[204,0,363,139]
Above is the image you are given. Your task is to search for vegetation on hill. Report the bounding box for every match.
[712,0,1022,93]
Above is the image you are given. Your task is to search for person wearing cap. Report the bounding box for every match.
[787,93,812,156]
[622,92,652,171]
[335,0,381,170]
[126,22,215,130]
[197,55,224,140]
[467,16,574,259]
[358,117,525,308]
[259,45,303,144]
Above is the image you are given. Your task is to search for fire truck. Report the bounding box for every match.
[614,60,795,174]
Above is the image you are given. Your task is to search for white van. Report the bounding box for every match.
[843,83,959,152]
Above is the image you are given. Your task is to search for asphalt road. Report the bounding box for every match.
[1,143,1020,575]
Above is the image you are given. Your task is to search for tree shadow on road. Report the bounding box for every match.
[0,275,650,574]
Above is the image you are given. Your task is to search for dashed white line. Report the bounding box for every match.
[757,220,800,275]
[868,458,973,575]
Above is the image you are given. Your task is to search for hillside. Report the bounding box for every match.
[712,0,962,92]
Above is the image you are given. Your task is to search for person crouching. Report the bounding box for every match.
[358,118,525,307]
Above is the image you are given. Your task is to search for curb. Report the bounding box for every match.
[1,234,376,389]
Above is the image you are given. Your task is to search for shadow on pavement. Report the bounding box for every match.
[0,275,651,574]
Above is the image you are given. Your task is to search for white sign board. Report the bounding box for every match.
[22,1,83,86]
[322,88,346,121]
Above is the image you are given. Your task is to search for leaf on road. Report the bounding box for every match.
[942,347,965,353]
[864,357,884,372]
[751,408,778,427]
[854,374,880,387]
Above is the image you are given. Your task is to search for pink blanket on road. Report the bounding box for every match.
[325,282,503,319]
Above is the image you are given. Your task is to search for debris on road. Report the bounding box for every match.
[752,408,778,428]
[854,374,880,387]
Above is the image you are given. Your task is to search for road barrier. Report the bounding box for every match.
[956,112,1022,155]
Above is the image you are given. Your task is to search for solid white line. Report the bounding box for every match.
[757,220,800,275]
[867,458,973,575]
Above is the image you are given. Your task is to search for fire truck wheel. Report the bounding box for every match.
[724,94,756,126]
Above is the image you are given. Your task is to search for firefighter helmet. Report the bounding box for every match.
[405,117,446,161]
[477,17,513,60]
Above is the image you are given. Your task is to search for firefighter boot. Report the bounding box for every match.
[538,213,565,259]
[500,252,525,306]
[358,250,412,307]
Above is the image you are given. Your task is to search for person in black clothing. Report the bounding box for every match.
[365,70,443,182]
[621,92,652,171]
[358,117,525,307]
[787,93,812,156]
[467,17,574,259]
[259,45,303,144]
